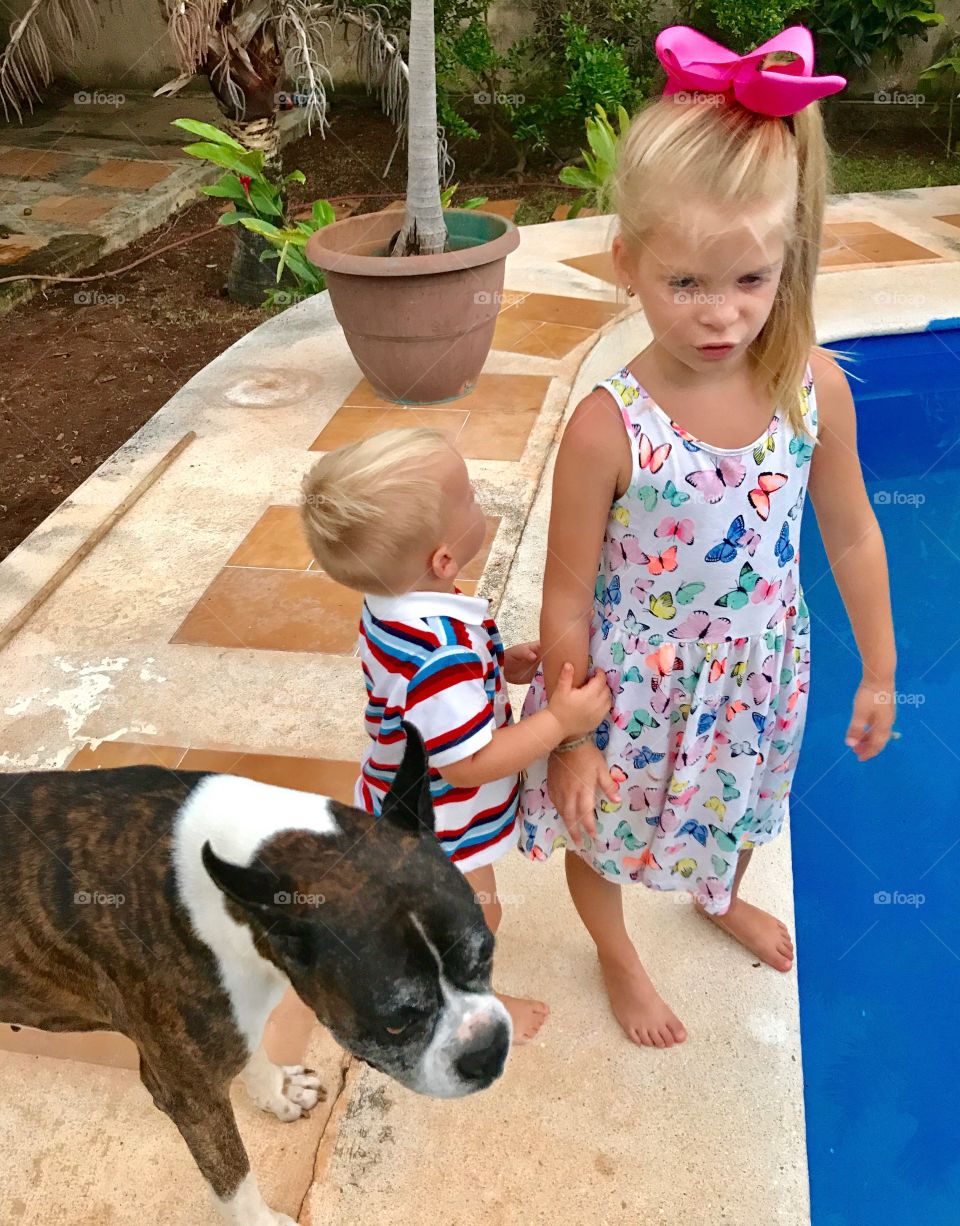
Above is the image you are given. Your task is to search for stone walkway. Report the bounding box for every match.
[0,90,308,311]
[1,186,959,1224]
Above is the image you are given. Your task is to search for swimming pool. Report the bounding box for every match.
[795,326,960,1224]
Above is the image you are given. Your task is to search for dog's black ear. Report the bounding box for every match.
[380,721,433,834]
[202,843,286,912]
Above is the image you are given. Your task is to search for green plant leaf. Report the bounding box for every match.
[171,118,247,153]
[285,169,307,184]
[217,210,247,226]
[311,199,335,225]
[201,179,249,202]
[463,195,488,209]
[559,166,599,189]
[247,179,283,217]
[181,141,264,178]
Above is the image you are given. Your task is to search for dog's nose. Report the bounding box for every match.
[454,1022,509,1087]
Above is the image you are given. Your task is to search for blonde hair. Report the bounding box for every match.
[613,91,835,437]
[301,428,454,595]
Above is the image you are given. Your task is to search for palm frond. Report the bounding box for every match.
[273,0,334,135]
[163,0,226,75]
[0,0,97,122]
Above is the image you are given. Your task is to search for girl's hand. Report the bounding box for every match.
[846,680,896,761]
[503,640,541,685]
[547,742,620,847]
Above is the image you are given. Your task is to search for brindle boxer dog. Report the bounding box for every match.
[0,724,510,1224]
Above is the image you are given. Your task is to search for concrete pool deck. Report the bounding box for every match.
[1,184,959,1224]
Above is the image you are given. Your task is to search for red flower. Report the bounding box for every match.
[239,175,252,197]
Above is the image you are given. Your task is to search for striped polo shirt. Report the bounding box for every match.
[354,589,519,873]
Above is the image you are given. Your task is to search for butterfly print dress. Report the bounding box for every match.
[519,364,817,915]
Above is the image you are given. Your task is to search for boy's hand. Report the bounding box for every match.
[503,640,541,685]
[547,742,620,846]
[546,663,611,739]
[846,680,896,760]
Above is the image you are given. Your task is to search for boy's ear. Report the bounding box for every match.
[381,722,434,834]
[428,543,458,581]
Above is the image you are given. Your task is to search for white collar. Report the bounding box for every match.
[365,589,490,626]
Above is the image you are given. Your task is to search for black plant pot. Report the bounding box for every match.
[226,227,297,307]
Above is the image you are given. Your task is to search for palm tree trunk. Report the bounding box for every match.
[390,0,446,256]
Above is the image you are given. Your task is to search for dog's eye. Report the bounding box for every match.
[383,1006,423,1036]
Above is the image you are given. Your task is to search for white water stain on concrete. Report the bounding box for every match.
[746,1011,791,1046]
[139,658,167,683]
[2,657,129,764]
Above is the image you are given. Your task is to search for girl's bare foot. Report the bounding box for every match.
[498,993,549,1043]
[696,898,794,971]
[597,948,687,1048]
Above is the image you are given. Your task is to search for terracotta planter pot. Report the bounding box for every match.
[305,208,519,404]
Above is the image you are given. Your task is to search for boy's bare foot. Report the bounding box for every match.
[498,993,550,1043]
[696,898,794,971]
[597,949,687,1048]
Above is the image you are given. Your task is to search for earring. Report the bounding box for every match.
[626,284,635,297]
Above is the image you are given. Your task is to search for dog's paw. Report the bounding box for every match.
[247,1064,325,1122]
[280,1065,325,1115]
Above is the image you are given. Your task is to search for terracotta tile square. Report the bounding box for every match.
[842,228,942,263]
[508,291,621,330]
[461,516,500,581]
[327,374,550,461]
[171,567,362,653]
[505,320,597,359]
[492,313,543,350]
[935,214,960,230]
[561,250,617,285]
[818,247,873,269]
[30,194,116,224]
[80,159,175,190]
[229,505,313,570]
[458,406,538,461]
[0,147,75,178]
[0,234,49,264]
[310,406,469,452]
[552,203,599,220]
[178,749,360,803]
[0,1025,139,1070]
[482,199,520,220]
[68,741,187,770]
[823,221,888,238]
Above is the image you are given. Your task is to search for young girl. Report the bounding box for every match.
[520,25,897,1048]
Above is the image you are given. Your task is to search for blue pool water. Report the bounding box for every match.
[794,327,960,1224]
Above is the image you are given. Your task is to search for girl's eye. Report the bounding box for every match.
[739,274,767,286]
[669,277,695,290]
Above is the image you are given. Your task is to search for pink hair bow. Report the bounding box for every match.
[655,25,846,118]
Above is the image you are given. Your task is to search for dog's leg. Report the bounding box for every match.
[240,1044,325,1122]
[140,1058,296,1225]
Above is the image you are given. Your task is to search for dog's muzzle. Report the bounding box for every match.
[409,992,511,1098]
